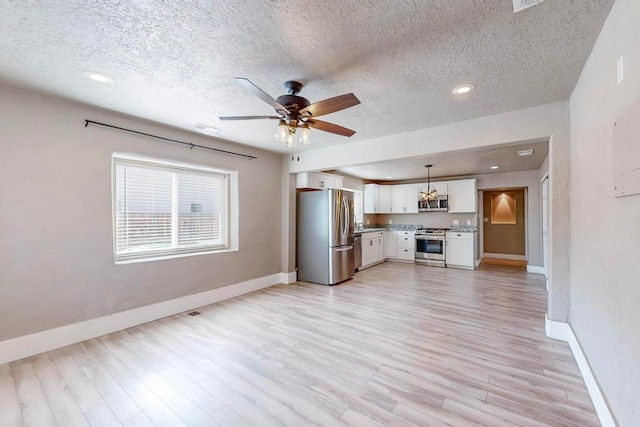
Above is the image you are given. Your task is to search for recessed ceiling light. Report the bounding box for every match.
[452,84,476,95]
[386,176,393,179]
[83,71,113,84]
[192,123,221,135]
[518,149,534,156]
[490,166,499,170]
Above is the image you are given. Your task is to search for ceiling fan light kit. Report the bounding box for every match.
[220,78,360,153]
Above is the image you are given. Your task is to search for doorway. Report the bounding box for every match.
[482,189,527,266]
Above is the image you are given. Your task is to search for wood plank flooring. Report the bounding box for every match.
[0,263,599,426]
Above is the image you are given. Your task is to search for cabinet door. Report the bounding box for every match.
[446,233,474,267]
[363,184,379,214]
[379,186,392,213]
[404,184,419,213]
[391,185,405,213]
[362,238,376,266]
[448,179,477,213]
[376,235,385,261]
[384,231,397,257]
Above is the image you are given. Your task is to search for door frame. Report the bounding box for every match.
[479,187,529,262]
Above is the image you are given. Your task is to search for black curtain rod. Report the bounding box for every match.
[84,120,257,160]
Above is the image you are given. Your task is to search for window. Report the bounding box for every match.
[113,155,231,263]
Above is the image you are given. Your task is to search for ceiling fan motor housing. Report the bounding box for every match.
[276,94,310,118]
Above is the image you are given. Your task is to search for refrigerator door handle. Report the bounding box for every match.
[335,246,354,252]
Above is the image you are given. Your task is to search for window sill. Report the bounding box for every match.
[114,247,238,265]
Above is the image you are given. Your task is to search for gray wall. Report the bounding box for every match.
[568,0,640,424]
[0,85,283,341]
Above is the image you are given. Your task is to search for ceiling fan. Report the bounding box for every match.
[219,78,360,148]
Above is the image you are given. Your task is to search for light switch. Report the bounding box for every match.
[483,218,489,222]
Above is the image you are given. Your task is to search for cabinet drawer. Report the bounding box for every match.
[397,235,415,249]
[397,247,414,260]
[445,232,474,240]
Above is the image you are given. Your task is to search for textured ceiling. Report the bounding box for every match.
[0,0,612,156]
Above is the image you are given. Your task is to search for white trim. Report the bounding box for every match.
[475,259,481,268]
[526,265,545,274]
[545,315,616,427]
[280,271,297,284]
[0,273,284,365]
[484,252,526,261]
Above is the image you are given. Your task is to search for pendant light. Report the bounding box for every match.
[421,164,438,202]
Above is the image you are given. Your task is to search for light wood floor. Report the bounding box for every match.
[0,263,599,426]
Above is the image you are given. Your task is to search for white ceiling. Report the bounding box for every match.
[335,139,549,181]
[0,0,612,161]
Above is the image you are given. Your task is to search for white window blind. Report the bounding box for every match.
[113,157,228,262]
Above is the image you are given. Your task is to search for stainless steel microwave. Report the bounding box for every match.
[418,195,448,212]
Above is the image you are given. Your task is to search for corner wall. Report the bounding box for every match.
[0,85,284,342]
[569,0,640,424]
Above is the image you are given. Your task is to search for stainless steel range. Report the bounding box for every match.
[415,228,446,267]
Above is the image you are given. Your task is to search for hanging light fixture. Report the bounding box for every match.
[421,164,438,202]
[277,119,312,148]
[299,123,311,144]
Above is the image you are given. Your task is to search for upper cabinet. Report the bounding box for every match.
[364,179,476,214]
[296,172,343,190]
[364,184,380,213]
[391,184,419,213]
[448,179,477,213]
[353,190,364,224]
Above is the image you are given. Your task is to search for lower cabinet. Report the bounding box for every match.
[445,231,476,269]
[386,230,415,262]
[383,231,397,257]
[361,232,384,268]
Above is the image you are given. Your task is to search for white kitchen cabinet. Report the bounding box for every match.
[445,231,476,269]
[385,230,415,261]
[296,172,343,190]
[383,231,397,257]
[448,179,477,213]
[363,184,379,214]
[379,185,392,213]
[391,184,419,213]
[361,231,384,268]
[396,230,415,261]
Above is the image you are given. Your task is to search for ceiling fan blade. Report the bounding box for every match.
[235,78,290,114]
[219,115,281,121]
[307,119,356,137]
[299,93,360,118]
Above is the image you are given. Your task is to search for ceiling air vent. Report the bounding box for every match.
[518,149,534,156]
[513,0,544,13]
[192,123,220,135]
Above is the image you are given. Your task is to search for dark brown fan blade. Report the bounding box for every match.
[299,93,360,118]
[219,115,281,121]
[307,119,356,137]
[235,78,290,114]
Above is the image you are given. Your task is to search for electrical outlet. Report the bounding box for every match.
[453,220,459,225]
[467,220,472,225]
[366,219,370,225]
[388,219,392,224]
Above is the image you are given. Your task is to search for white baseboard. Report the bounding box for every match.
[280,271,297,284]
[0,273,285,365]
[475,259,481,267]
[484,252,526,261]
[545,315,616,427]
[526,265,545,274]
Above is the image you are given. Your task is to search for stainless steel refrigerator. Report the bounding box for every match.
[297,189,354,285]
